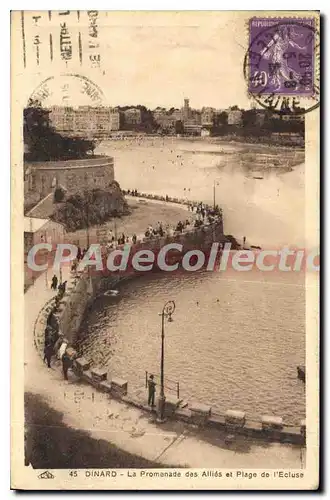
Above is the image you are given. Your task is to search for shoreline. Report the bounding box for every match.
[97,134,304,150]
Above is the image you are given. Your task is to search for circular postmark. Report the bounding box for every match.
[26,73,106,143]
[243,19,320,115]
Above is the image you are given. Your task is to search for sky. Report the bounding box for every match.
[14,11,256,110]
[100,16,250,109]
[13,11,284,110]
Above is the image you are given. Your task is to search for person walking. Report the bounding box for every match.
[51,275,58,290]
[43,342,54,368]
[71,259,78,272]
[147,374,156,407]
[62,351,72,380]
[58,281,67,298]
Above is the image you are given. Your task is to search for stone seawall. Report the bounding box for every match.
[52,216,224,343]
[34,289,306,446]
[34,211,305,446]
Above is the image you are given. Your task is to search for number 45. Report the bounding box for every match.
[69,471,78,477]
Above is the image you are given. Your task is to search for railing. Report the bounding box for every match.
[145,371,180,400]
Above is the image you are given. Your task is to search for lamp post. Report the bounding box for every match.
[158,300,176,422]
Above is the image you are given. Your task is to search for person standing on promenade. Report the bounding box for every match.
[43,342,54,368]
[62,351,72,380]
[147,374,156,407]
[51,275,58,290]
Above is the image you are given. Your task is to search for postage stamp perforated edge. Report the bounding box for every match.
[243,14,320,113]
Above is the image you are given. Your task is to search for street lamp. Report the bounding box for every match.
[158,300,176,422]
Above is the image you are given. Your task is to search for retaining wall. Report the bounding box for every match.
[34,210,305,446]
[52,216,224,343]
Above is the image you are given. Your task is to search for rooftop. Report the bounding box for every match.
[24,217,49,233]
[26,192,55,219]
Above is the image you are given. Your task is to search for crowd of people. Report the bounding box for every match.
[64,196,224,257]
[123,188,188,205]
[43,298,77,380]
[106,192,223,248]
[192,202,223,224]
[45,274,76,379]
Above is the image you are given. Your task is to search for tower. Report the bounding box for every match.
[183,98,190,121]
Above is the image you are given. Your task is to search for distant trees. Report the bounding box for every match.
[167,107,176,115]
[216,111,228,126]
[118,104,157,133]
[174,120,184,135]
[24,99,96,161]
[263,114,304,135]
[242,109,257,128]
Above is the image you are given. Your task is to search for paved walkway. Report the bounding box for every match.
[25,271,304,469]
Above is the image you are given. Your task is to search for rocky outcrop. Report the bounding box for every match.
[51,182,129,232]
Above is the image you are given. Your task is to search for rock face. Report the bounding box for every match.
[51,182,129,232]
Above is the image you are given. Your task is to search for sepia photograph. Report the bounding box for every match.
[11,10,319,490]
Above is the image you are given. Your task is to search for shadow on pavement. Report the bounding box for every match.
[24,392,173,469]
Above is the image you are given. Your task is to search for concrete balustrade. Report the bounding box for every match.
[261,415,284,432]
[111,378,128,397]
[99,380,112,394]
[91,367,108,382]
[81,370,100,388]
[300,419,306,438]
[75,357,90,374]
[190,402,212,425]
[225,410,246,429]
[164,395,181,417]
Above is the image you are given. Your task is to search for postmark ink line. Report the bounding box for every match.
[78,32,82,65]
[49,33,53,62]
[20,11,26,68]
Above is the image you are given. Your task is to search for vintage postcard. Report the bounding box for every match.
[11,10,320,490]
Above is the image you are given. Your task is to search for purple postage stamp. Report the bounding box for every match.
[244,17,319,113]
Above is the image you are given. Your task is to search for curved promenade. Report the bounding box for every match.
[25,272,304,468]
[24,198,305,468]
